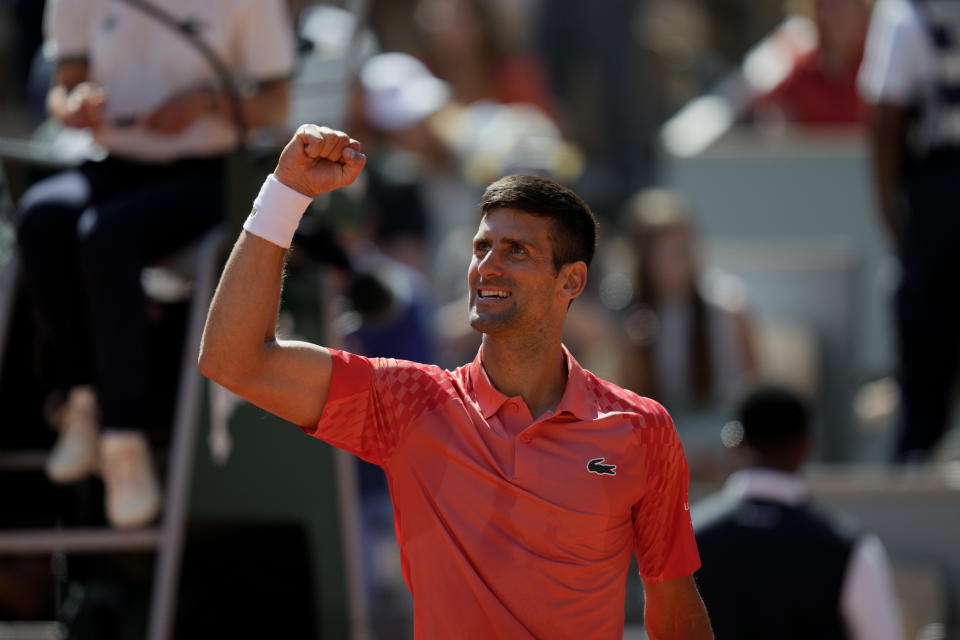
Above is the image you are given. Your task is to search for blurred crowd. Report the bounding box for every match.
[1,0,958,637]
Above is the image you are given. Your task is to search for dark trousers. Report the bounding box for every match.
[895,150,960,459]
[15,155,224,429]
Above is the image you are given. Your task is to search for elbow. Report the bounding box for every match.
[197,345,226,384]
[197,338,237,387]
[197,339,264,393]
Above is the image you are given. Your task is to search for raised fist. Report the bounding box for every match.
[273,124,366,197]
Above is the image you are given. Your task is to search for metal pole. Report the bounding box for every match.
[146,226,224,640]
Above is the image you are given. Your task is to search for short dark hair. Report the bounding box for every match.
[738,385,811,453]
[479,174,598,272]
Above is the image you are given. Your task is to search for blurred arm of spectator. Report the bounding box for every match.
[45,0,291,137]
[867,103,907,246]
[731,294,759,376]
[142,78,289,135]
[48,62,290,136]
[46,60,106,129]
[841,533,904,640]
[858,0,929,247]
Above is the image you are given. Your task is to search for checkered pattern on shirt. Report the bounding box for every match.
[587,373,694,582]
[310,353,455,466]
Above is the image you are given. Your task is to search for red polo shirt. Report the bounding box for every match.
[302,345,700,639]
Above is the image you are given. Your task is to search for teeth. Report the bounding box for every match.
[479,289,509,298]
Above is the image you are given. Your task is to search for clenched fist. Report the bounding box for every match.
[273,125,366,197]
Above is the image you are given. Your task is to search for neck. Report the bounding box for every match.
[479,332,568,419]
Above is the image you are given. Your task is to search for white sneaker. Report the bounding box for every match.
[100,431,162,529]
[45,386,100,484]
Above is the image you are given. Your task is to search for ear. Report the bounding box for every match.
[557,261,588,302]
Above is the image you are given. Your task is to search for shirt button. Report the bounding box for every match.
[520,434,532,443]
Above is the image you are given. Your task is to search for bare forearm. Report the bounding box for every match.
[218,80,290,130]
[643,576,713,640]
[644,607,713,640]
[868,103,907,245]
[199,231,287,384]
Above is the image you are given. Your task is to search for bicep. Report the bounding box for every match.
[642,575,713,640]
[224,340,333,428]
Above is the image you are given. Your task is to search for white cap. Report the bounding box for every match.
[361,52,450,132]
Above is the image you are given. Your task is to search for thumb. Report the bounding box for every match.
[339,147,367,185]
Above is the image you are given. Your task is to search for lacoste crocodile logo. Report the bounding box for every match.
[587,457,616,476]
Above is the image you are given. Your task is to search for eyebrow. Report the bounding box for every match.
[474,235,537,252]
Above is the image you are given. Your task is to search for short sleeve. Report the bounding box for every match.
[631,405,701,582]
[858,0,929,106]
[43,0,96,63]
[300,350,450,467]
[234,0,296,82]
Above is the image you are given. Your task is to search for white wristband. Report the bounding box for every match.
[242,174,313,248]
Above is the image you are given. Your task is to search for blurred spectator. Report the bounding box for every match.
[14,0,294,528]
[618,188,757,410]
[637,0,728,124]
[753,0,870,126]
[859,0,960,461]
[693,385,904,640]
[414,0,558,120]
[351,51,453,271]
[537,0,648,216]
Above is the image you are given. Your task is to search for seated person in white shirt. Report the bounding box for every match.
[692,385,903,640]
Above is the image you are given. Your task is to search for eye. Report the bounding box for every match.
[473,241,490,257]
[510,245,528,257]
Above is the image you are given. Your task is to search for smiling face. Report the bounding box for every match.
[468,207,585,337]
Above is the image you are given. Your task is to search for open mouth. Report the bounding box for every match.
[477,288,511,300]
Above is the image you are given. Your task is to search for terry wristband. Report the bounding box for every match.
[242,174,313,249]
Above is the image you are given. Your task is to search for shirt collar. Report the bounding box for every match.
[722,468,809,505]
[466,344,596,421]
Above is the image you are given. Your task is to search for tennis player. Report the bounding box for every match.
[199,125,713,639]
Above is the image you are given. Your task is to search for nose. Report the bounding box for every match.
[475,246,502,279]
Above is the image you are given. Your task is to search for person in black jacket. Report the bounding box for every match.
[693,385,903,639]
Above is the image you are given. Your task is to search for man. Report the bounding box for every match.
[859,0,960,461]
[16,0,295,528]
[693,386,903,639]
[199,125,713,638]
